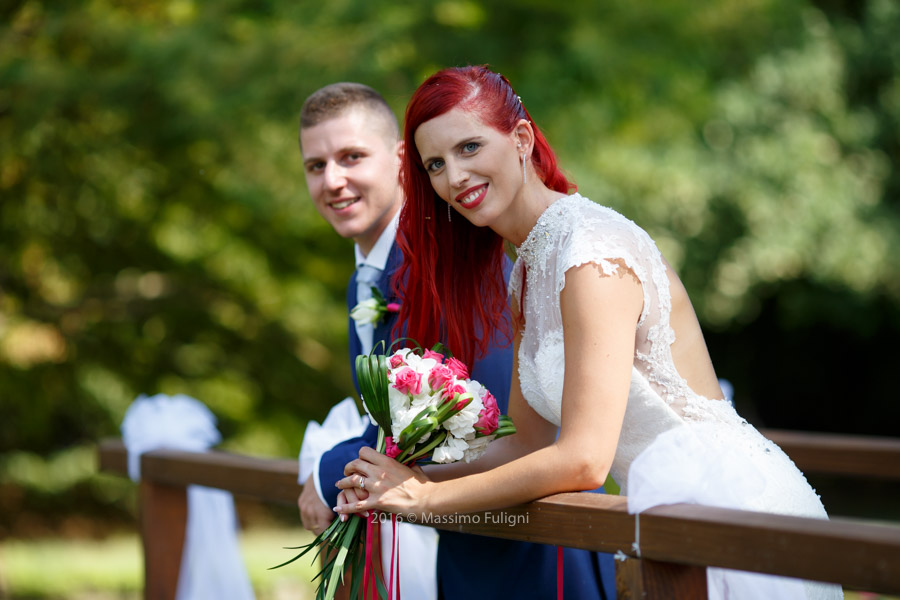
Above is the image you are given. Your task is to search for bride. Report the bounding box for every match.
[334,65,842,599]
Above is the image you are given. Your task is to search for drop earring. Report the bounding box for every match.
[517,142,527,186]
[447,202,452,222]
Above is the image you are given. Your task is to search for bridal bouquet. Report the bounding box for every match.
[275,342,515,600]
[378,346,514,464]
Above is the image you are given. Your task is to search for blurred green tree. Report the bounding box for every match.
[0,0,897,533]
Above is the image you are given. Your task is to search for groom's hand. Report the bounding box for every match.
[298,474,337,535]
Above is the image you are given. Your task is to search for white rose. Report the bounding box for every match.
[432,436,468,464]
[410,390,439,412]
[388,386,410,421]
[391,405,421,440]
[405,353,438,376]
[350,298,381,325]
[464,379,487,397]
[392,348,414,363]
[443,398,481,438]
[462,435,492,463]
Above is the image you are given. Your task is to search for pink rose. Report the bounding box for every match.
[423,349,445,362]
[389,354,407,369]
[428,365,455,392]
[385,436,402,459]
[474,392,500,435]
[441,382,467,403]
[392,367,422,395]
[386,302,400,313]
[446,357,469,380]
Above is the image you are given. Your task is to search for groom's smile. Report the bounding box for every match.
[330,196,360,211]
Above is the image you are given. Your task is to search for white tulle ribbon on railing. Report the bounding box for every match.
[626,424,806,600]
[122,393,256,600]
[297,397,369,484]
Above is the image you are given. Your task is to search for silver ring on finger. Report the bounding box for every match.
[359,475,366,491]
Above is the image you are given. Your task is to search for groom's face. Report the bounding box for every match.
[300,108,402,255]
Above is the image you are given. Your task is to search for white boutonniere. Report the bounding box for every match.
[350,286,400,326]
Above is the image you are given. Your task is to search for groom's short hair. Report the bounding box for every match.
[300,82,399,142]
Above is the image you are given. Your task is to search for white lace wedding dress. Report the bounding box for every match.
[509,194,842,599]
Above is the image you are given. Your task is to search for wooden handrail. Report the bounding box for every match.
[98,439,301,505]
[761,429,900,480]
[97,435,900,596]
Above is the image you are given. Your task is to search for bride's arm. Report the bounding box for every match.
[336,261,643,517]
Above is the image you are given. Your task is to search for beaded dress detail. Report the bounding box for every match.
[510,194,842,599]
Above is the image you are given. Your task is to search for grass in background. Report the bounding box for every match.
[0,526,318,599]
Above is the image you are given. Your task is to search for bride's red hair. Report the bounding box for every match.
[394,65,574,366]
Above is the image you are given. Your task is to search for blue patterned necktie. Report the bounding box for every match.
[355,264,382,354]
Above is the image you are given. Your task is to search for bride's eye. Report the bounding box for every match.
[462,142,479,153]
[426,159,444,173]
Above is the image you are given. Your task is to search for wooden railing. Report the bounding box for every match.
[97,430,900,599]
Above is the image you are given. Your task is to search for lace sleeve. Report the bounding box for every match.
[555,203,659,328]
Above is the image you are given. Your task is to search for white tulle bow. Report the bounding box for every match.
[298,397,369,484]
[122,393,256,600]
[626,424,808,599]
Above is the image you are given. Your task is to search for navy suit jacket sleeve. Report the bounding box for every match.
[317,423,379,508]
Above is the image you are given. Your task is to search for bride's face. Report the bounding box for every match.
[414,107,522,229]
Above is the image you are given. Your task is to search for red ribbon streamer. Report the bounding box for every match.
[363,512,383,599]
[363,513,374,598]
[557,545,564,600]
[389,514,401,600]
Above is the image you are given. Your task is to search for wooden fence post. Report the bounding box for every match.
[616,557,707,599]
[139,479,187,600]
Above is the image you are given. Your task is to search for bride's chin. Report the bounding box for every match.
[456,208,492,228]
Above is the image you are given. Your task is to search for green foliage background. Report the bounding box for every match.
[1,0,898,535]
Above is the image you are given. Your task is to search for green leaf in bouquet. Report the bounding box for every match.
[348,547,365,600]
[356,352,391,434]
[434,392,473,422]
[399,430,448,464]
[492,414,517,439]
[345,519,389,600]
[397,405,439,450]
[272,511,388,600]
[269,515,343,570]
[429,341,451,357]
[322,516,361,600]
[386,337,424,354]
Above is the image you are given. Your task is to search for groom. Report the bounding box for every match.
[297,81,439,599]
[296,82,615,599]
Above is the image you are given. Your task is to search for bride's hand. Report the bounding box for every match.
[335,447,432,518]
[334,486,369,523]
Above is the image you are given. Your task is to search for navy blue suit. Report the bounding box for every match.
[317,241,616,600]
